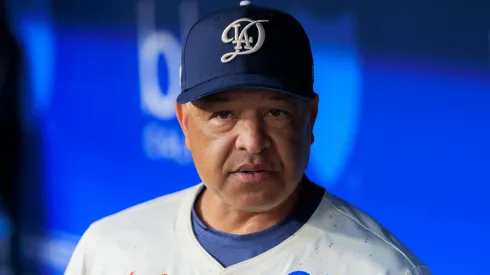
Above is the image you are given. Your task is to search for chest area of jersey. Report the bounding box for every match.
[100,243,409,275]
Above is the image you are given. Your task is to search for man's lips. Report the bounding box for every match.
[234,163,271,173]
[232,171,272,183]
[231,163,274,183]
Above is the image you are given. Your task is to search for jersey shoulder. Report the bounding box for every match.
[64,184,201,275]
[313,192,431,274]
[96,185,199,226]
[90,183,199,233]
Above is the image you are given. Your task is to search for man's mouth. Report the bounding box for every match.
[232,164,272,183]
[235,163,270,173]
[240,170,265,173]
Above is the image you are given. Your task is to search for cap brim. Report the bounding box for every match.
[176,73,316,104]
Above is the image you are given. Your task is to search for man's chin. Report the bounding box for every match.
[228,193,286,213]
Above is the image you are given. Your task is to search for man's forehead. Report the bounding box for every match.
[194,89,299,105]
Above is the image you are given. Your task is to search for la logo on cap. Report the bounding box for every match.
[221,18,269,63]
[220,2,268,63]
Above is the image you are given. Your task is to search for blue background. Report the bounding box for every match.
[4,0,489,274]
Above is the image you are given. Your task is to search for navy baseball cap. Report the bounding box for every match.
[177,0,316,104]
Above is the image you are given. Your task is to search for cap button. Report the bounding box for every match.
[240,0,251,6]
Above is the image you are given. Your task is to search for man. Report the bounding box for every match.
[65,1,431,274]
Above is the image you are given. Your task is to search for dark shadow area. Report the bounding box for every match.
[1,1,48,273]
[0,0,22,273]
[356,0,490,66]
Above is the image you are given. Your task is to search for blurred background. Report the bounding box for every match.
[1,0,489,274]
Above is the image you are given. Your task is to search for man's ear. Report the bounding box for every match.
[175,101,190,149]
[309,96,319,144]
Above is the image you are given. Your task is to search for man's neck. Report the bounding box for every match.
[195,182,305,235]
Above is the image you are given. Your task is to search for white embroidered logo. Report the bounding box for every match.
[221,18,269,63]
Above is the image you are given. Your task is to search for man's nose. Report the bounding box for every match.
[235,118,271,154]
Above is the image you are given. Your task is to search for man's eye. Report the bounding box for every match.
[267,109,286,117]
[214,111,232,119]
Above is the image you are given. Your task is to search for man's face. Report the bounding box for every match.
[176,89,318,212]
